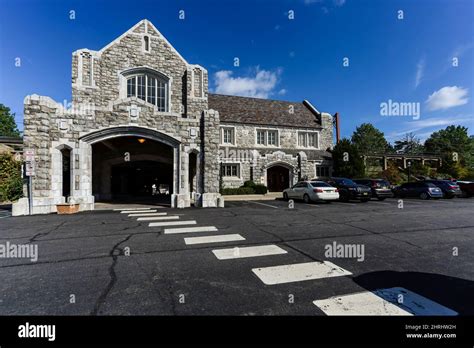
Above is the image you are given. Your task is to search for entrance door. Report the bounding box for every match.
[267,165,290,192]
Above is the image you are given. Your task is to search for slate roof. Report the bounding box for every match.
[208,94,322,129]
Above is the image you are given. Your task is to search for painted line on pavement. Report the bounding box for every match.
[252,261,352,285]
[149,220,197,227]
[184,234,245,245]
[121,210,157,214]
[137,216,179,221]
[313,287,457,316]
[164,226,218,234]
[128,212,168,217]
[114,208,153,211]
[212,244,287,260]
[245,201,279,209]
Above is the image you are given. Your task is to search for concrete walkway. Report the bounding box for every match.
[223,192,282,201]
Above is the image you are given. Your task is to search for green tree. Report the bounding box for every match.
[331,138,365,178]
[351,123,390,155]
[0,104,20,137]
[394,132,424,154]
[424,125,474,177]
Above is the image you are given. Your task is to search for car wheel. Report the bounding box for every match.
[303,194,311,204]
[361,199,369,203]
[420,192,429,200]
[377,197,386,201]
[283,192,289,201]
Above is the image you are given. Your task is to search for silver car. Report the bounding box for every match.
[283,181,339,203]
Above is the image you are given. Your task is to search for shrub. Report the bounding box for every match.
[253,184,268,194]
[221,187,255,195]
[243,180,257,188]
[0,153,23,202]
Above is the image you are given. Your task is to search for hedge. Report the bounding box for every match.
[0,153,23,202]
[221,181,268,195]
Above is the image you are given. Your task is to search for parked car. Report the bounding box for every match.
[283,181,339,203]
[393,182,443,199]
[326,177,371,202]
[423,180,462,198]
[353,178,393,200]
[457,181,474,198]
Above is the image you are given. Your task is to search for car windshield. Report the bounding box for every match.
[426,183,438,188]
[310,182,332,187]
[376,180,390,187]
[336,179,356,186]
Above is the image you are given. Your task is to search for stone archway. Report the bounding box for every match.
[265,162,294,192]
[79,126,183,207]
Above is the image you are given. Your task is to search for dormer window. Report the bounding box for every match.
[143,35,150,52]
[126,72,168,112]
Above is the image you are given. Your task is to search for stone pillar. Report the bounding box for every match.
[198,109,224,207]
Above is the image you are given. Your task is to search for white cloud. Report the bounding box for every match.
[425,86,469,111]
[278,89,287,95]
[386,114,473,141]
[414,58,425,88]
[333,0,346,6]
[213,67,281,99]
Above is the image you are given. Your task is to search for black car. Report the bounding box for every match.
[353,178,393,201]
[393,182,443,199]
[424,180,462,198]
[326,177,371,202]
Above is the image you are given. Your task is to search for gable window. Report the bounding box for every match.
[126,73,168,112]
[221,127,235,145]
[144,36,150,52]
[221,164,239,177]
[298,131,319,148]
[256,129,279,146]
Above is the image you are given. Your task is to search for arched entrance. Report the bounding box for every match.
[266,164,290,192]
[80,126,180,206]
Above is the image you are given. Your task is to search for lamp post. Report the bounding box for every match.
[407,160,412,182]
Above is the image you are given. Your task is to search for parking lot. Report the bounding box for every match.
[0,197,473,315]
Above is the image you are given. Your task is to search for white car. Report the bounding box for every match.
[283,181,339,203]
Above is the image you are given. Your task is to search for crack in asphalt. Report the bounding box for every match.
[29,220,68,243]
[91,233,134,315]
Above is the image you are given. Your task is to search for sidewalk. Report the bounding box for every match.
[223,192,282,201]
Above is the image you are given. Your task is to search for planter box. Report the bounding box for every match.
[56,204,80,214]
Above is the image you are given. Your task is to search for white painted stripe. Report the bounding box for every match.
[137,216,179,221]
[128,212,168,217]
[184,234,245,245]
[313,287,457,316]
[212,244,287,260]
[120,210,157,214]
[252,261,352,285]
[149,220,197,227]
[164,226,218,234]
[303,203,320,207]
[245,201,279,209]
[114,208,153,211]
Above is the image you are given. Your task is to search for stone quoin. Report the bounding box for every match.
[13,19,334,216]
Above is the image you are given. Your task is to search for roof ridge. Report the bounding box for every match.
[208,93,302,105]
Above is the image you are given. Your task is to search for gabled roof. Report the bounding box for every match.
[98,19,188,64]
[208,94,322,129]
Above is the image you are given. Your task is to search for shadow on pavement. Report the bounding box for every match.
[353,270,474,315]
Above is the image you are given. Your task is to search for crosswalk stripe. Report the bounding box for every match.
[137,216,179,221]
[128,212,167,217]
[212,244,287,260]
[149,220,197,227]
[252,261,352,285]
[120,210,157,214]
[184,234,245,245]
[164,226,218,234]
[114,208,153,211]
[313,287,458,316]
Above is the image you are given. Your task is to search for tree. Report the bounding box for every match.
[351,123,390,155]
[0,104,20,137]
[0,153,23,202]
[331,138,365,178]
[394,132,424,154]
[424,125,474,177]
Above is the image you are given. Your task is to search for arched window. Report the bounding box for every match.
[126,72,168,112]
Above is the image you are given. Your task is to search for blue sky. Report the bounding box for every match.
[1,0,473,142]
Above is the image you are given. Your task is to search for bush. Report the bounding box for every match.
[243,180,257,188]
[253,184,268,194]
[221,187,255,195]
[0,153,23,202]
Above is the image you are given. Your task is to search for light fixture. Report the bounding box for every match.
[138,138,146,144]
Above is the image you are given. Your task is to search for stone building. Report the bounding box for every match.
[13,19,333,216]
